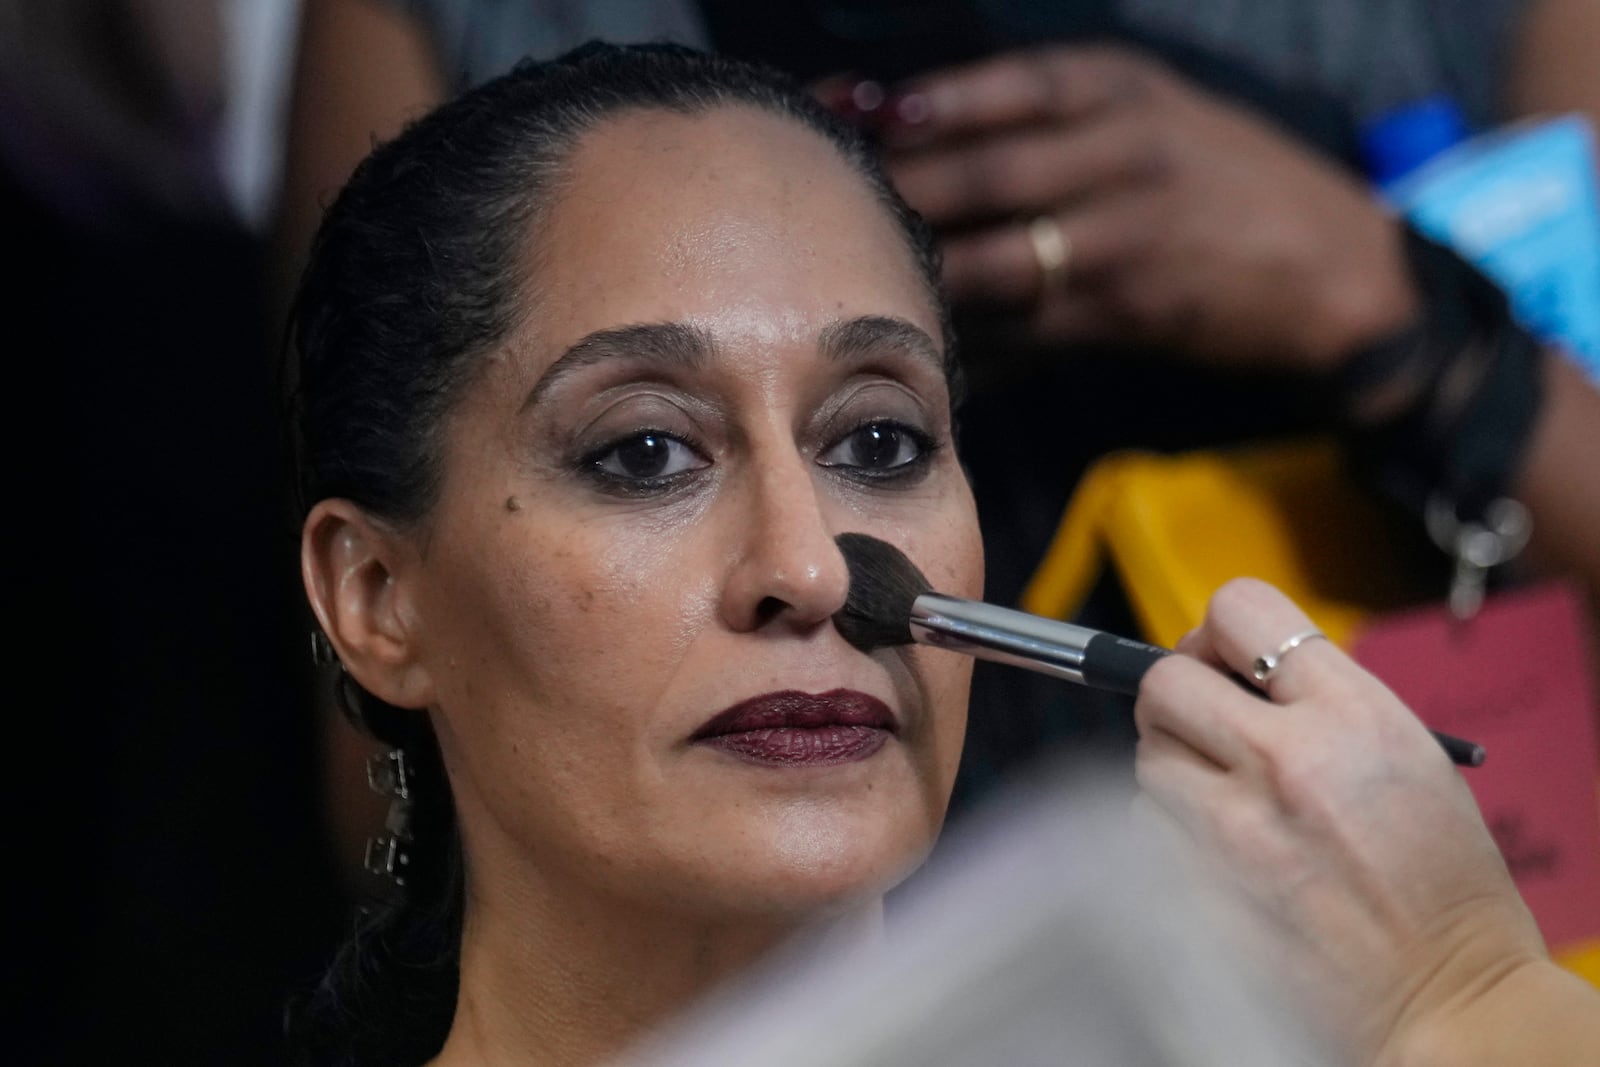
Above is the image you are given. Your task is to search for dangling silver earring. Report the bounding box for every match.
[309,626,415,886]
[364,748,414,886]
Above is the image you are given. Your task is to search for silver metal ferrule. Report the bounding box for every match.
[909,593,1100,683]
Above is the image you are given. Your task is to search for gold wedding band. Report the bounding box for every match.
[1251,629,1327,685]
[1026,215,1071,290]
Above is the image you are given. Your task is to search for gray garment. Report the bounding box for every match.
[1122,0,1526,128]
[386,0,706,90]
[627,771,1336,1067]
[391,0,1527,131]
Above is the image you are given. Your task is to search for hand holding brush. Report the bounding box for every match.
[832,532,1485,767]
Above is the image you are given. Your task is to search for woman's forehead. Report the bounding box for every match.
[561,104,860,206]
[545,107,901,266]
[513,105,939,373]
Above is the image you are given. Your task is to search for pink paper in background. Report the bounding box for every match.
[1350,582,1600,951]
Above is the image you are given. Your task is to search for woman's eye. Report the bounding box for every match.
[587,431,707,486]
[818,421,935,478]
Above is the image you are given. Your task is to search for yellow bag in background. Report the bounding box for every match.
[1021,437,1431,647]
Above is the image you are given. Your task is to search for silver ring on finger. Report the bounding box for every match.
[1251,628,1327,687]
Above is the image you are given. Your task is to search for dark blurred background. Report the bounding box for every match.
[3,4,341,1063]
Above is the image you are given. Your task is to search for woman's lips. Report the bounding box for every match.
[690,689,897,766]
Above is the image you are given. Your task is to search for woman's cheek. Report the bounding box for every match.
[906,505,984,601]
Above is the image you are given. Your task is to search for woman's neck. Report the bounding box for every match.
[430,878,885,1067]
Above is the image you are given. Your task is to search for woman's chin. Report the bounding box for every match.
[686,802,940,922]
[688,749,943,882]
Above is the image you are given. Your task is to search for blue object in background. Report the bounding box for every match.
[1362,96,1474,188]
[1362,96,1600,382]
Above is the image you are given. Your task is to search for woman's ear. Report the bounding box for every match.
[301,499,435,710]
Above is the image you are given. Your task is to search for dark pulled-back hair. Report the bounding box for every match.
[285,41,950,1066]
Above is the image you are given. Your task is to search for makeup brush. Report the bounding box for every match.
[833,532,1486,767]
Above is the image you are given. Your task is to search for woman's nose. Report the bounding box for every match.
[719,453,850,633]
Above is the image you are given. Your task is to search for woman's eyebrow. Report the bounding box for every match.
[524,322,713,410]
[523,315,942,410]
[819,316,943,372]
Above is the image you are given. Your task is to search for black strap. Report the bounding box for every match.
[1338,227,1546,519]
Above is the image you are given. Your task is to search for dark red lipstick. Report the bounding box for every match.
[690,690,896,766]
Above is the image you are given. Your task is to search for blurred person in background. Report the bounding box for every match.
[3,2,340,1063]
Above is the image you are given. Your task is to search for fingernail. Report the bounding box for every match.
[823,79,887,126]
[887,91,933,127]
[814,79,853,113]
[850,79,887,115]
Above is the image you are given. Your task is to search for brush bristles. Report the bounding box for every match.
[834,532,932,652]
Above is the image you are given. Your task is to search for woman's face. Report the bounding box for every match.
[402,105,982,924]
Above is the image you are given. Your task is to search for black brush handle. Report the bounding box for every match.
[1431,732,1486,767]
[1080,632,1171,695]
[1081,634,1484,767]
